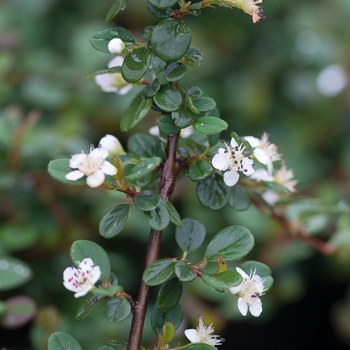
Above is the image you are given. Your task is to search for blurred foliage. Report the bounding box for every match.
[1,0,350,349]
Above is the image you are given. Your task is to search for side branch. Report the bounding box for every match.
[127,133,180,350]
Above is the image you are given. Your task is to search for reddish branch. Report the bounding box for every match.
[127,133,180,350]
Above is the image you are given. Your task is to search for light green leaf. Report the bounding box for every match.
[124,157,162,181]
[0,257,32,291]
[174,261,196,282]
[48,159,85,186]
[47,332,82,350]
[193,116,227,135]
[201,270,242,290]
[151,303,183,335]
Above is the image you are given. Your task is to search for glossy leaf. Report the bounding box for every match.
[193,116,228,135]
[70,240,111,279]
[228,184,251,211]
[127,133,157,157]
[103,297,131,323]
[143,79,161,98]
[157,278,183,312]
[151,18,191,62]
[122,47,152,83]
[188,160,213,182]
[144,203,170,230]
[120,93,153,132]
[147,3,172,19]
[105,0,127,22]
[183,46,204,66]
[193,97,216,112]
[196,173,229,210]
[75,295,105,322]
[47,332,82,350]
[142,259,176,286]
[172,105,193,128]
[107,340,128,348]
[175,218,206,253]
[93,285,123,296]
[162,322,175,344]
[174,261,197,282]
[48,159,85,186]
[240,261,274,291]
[182,344,217,350]
[162,199,182,227]
[153,85,182,112]
[201,270,242,290]
[158,114,181,135]
[0,256,32,291]
[164,62,187,83]
[124,157,162,181]
[151,303,183,335]
[204,226,254,262]
[149,0,178,9]
[99,204,129,239]
[90,27,135,53]
[134,190,161,211]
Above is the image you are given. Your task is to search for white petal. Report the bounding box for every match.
[237,297,248,316]
[74,288,91,298]
[108,55,124,68]
[90,147,108,160]
[69,153,86,168]
[116,84,133,95]
[79,258,94,272]
[249,298,263,317]
[108,38,125,54]
[149,126,160,136]
[236,267,250,279]
[100,161,117,175]
[241,158,255,176]
[184,329,200,343]
[244,136,261,148]
[63,267,78,292]
[223,170,239,187]
[95,74,119,93]
[250,169,272,182]
[86,170,105,188]
[212,149,229,171]
[65,170,85,181]
[230,138,239,148]
[254,148,271,166]
[229,284,242,295]
[89,266,102,284]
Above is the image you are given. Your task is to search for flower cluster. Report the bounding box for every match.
[63,258,101,298]
[229,267,265,317]
[224,0,265,23]
[184,315,223,348]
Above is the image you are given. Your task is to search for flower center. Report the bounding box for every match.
[67,270,94,290]
[225,143,252,173]
[78,153,104,176]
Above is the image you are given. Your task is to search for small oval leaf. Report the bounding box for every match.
[99,204,130,239]
[47,332,82,350]
[48,159,85,186]
[142,259,176,286]
[193,116,228,135]
[103,297,131,323]
[158,278,183,312]
[154,85,182,112]
[175,218,206,253]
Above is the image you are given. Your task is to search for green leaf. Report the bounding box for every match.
[107,340,128,348]
[175,218,206,253]
[201,270,242,290]
[182,344,217,350]
[98,346,115,350]
[120,92,153,132]
[124,157,162,181]
[134,190,161,211]
[187,86,203,100]
[105,0,127,22]
[151,303,183,335]
[122,47,152,83]
[75,295,105,322]
[153,85,182,112]
[172,105,193,128]
[93,285,123,296]
[143,79,161,98]
[47,332,82,350]
[204,226,254,262]
[162,199,182,227]
[193,116,227,135]
[158,278,183,312]
[188,160,213,182]
[240,261,274,291]
[183,46,204,66]
[144,203,170,230]
[0,224,38,253]
[174,261,196,282]
[149,0,178,9]
[90,27,135,53]
[87,66,122,77]
[196,173,229,210]
[162,322,176,344]
[158,114,181,135]
[99,204,130,239]
[0,257,32,291]
[192,97,216,112]
[151,18,192,62]
[147,3,172,19]
[103,297,131,323]
[207,133,220,148]
[142,259,176,286]
[228,184,251,211]
[164,62,187,83]
[48,159,85,186]
[70,240,111,279]
[127,133,157,157]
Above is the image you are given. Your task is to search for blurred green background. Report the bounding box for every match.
[1,0,350,349]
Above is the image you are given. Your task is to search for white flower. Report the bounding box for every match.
[63,258,101,298]
[148,125,194,139]
[249,168,273,182]
[99,134,125,158]
[274,164,298,193]
[244,133,281,174]
[229,267,265,317]
[95,56,132,95]
[108,38,125,54]
[184,316,223,348]
[226,0,265,23]
[65,146,117,188]
[212,138,255,187]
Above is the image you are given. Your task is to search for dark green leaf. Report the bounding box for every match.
[90,27,135,53]
[120,93,153,132]
[47,332,82,350]
[70,240,111,279]
[240,261,274,291]
[124,157,162,181]
[174,261,197,282]
[103,298,131,323]
[105,0,127,22]
[188,160,213,182]
[87,66,122,77]
[97,346,114,350]
[151,303,183,335]
[196,173,229,210]
[164,62,187,83]
[122,48,152,83]
[151,18,191,62]
[204,226,254,262]
[0,257,32,291]
[48,159,85,186]
[99,204,129,239]
[75,295,105,322]
[134,190,161,211]
[144,203,170,230]
[158,114,181,135]
[162,199,182,227]
[193,97,216,112]
[107,340,128,347]
[201,270,242,290]
[154,85,182,112]
[183,46,203,66]
[142,259,176,286]
[147,2,172,19]
[207,133,220,148]
[193,116,227,135]
[158,278,183,312]
[186,86,203,100]
[172,105,193,128]
[143,79,161,98]
[175,218,206,253]
[149,0,178,9]
[127,133,157,157]
[228,184,251,211]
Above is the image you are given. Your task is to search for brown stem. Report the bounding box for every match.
[251,197,336,256]
[127,133,180,350]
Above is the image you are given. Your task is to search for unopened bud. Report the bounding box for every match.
[108,38,126,54]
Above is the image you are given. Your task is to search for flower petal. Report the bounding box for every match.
[223,170,239,187]
[86,170,105,188]
[237,297,248,316]
[74,288,92,298]
[212,149,229,171]
[249,298,263,317]
[100,161,117,176]
[229,284,242,295]
[89,266,102,284]
[244,136,261,148]
[69,153,87,168]
[253,148,271,166]
[65,170,85,181]
[184,329,200,343]
[236,267,250,279]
